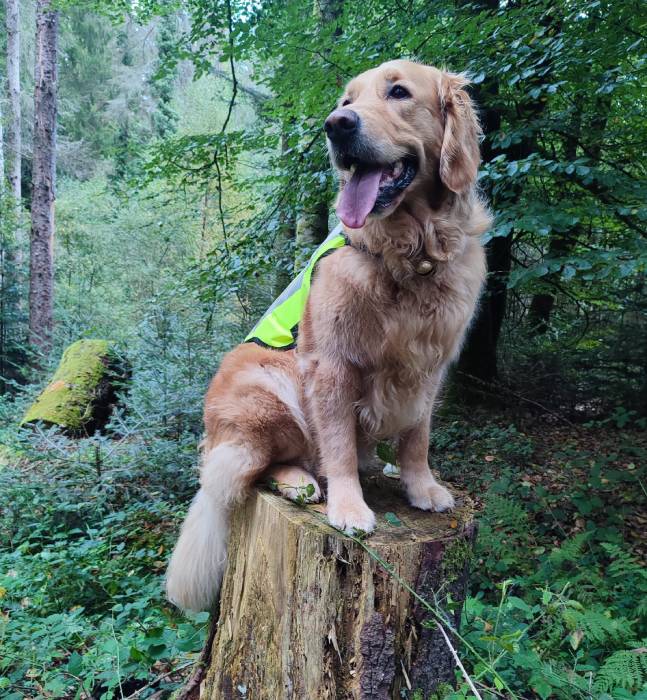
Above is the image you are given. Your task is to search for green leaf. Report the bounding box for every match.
[530,674,553,700]
[384,512,402,527]
[67,651,83,676]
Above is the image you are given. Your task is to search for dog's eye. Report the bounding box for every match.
[388,85,411,100]
[341,98,352,106]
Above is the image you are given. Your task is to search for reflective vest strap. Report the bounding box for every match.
[245,225,347,349]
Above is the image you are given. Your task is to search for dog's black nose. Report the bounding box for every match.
[324,108,360,143]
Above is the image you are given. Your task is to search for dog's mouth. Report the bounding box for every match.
[336,157,417,229]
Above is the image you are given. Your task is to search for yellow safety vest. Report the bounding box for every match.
[245,224,347,349]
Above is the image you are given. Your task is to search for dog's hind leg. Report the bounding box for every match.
[165,441,268,612]
[266,465,322,503]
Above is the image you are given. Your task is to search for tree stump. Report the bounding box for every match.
[200,470,476,699]
[22,339,126,435]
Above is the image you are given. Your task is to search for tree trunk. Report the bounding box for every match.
[295,197,329,268]
[199,473,476,699]
[6,0,21,214]
[526,231,572,334]
[528,91,611,334]
[457,234,512,392]
[29,0,58,355]
[0,82,4,184]
[456,0,559,390]
[274,133,297,295]
[456,70,507,391]
[292,0,342,269]
[274,207,297,295]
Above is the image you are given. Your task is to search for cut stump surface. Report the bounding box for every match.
[202,471,476,699]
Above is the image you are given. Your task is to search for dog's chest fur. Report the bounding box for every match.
[359,266,479,436]
[308,242,485,438]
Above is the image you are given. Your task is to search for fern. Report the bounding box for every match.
[484,494,530,533]
[602,542,647,584]
[594,647,647,692]
[562,608,633,645]
[476,495,535,579]
[546,533,590,568]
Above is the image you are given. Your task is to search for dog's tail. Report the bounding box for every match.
[165,442,263,612]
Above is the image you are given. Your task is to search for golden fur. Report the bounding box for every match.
[166,60,492,611]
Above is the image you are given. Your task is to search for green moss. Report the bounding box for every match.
[428,682,454,699]
[408,681,455,699]
[22,339,114,430]
[441,537,474,583]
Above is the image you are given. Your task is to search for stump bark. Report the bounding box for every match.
[200,470,476,699]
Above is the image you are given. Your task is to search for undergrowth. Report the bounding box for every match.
[429,416,647,700]
[0,310,229,699]
[1,342,645,698]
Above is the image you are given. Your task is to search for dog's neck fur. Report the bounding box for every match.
[344,187,492,285]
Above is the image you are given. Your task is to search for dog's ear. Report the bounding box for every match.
[438,72,481,194]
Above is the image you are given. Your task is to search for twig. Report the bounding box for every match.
[435,620,483,699]
[210,66,269,104]
[123,661,194,699]
[455,370,581,430]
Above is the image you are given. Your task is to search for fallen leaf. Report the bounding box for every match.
[570,629,584,650]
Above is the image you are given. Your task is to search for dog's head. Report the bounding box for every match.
[325,60,481,230]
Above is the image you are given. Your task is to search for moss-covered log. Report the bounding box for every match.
[199,471,476,699]
[22,339,124,434]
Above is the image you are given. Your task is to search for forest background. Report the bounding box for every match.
[0,0,645,698]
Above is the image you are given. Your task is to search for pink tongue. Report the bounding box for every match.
[337,165,384,229]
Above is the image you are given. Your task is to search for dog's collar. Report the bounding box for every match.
[344,236,437,277]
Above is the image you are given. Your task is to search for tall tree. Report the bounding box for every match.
[5,0,21,216]
[527,89,612,334]
[293,0,343,265]
[0,84,4,185]
[29,0,59,354]
[456,0,561,391]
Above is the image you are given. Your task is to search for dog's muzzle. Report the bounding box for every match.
[324,108,360,146]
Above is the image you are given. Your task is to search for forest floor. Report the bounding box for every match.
[435,414,647,561]
[1,412,645,699]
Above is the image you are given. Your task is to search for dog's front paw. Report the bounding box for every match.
[405,476,455,512]
[327,498,376,536]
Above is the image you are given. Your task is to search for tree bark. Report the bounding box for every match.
[0,82,4,185]
[528,91,612,334]
[292,0,342,268]
[200,473,476,699]
[5,0,23,317]
[29,0,59,355]
[6,0,21,212]
[295,197,329,268]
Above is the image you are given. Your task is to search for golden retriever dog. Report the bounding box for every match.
[166,60,492,612]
